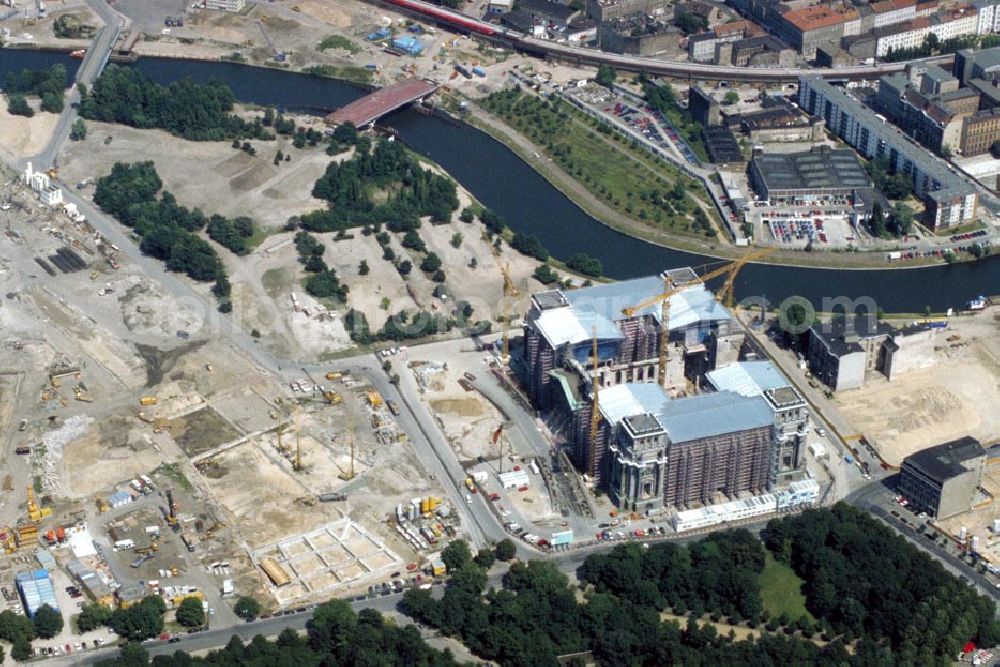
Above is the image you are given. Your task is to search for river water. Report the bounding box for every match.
[2,49,997,312]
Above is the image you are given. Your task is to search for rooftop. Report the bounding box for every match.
[871,0,917,13]
[809,313,895,356]
[905,436,986,484]
[531,273,732,348]
[798,77,975,198]
[752,146,872,192]
[705,360,790,397]
[783,5,858,32]
[600,383,774,443]
[16,569,58,616]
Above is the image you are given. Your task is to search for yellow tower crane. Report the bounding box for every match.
[716,248,774,310]
[589,326,601,463]
[500,263,519,365]
[620,248,774,388]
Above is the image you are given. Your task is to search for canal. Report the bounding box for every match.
[2,49,997,312]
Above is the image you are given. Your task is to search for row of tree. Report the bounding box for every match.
[93,162,232,308]
[99,601,461,667]
[79,66,273,141]
[0,604,64,662]
[3,64,67,115]
[301,137,459,232]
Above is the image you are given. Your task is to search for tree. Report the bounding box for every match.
[494,538,517,561]
[397,260,412,276]
[233,596,261,622]
[869,201,886,237]
[673,11,708,35]
[420,252,442,273]
[109,596,164,641]
[332,122,358,145]
[887,202,913,236]
[473,548,496,569]
[40,91,64,113]
[70,118,87,141]
[77,603,113,632]
[6,94,33,117]
[32,604,63,639]
[533,263,557,284]
[441,539,473,572]
[566,252,603,277]
[116,643,149,667]
[723,91,739,105]
[402,230,427,252]
[595,64,617,88]
[450,232,463,248]
[0,609,35,644]
[358,259,370,276]
[176,597,205,628]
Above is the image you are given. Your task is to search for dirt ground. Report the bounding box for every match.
[0,99,59,161]
[418,362,503,463]
[1,0,101,48]
[59,117,330,225]
[836,309,1000,466]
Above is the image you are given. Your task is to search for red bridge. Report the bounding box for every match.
[325,78,439,128]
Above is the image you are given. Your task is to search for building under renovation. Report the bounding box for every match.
[522,269,743,412]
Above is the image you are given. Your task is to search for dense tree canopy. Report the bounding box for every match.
[32,604,63,639]
[301,138,459,232]
[93,162,230,301]
[175,597,205,628]
[108,596,165,641]
[764,503,1000,661]
[79,66,273,141]
[3,64,66,97]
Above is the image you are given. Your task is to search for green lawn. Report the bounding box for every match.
[759,552,815,622]
[317,35,361,54]
[482,90,716,238]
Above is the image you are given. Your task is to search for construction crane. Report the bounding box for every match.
[500,263,520,365]
[589,326,601,464]
[620,248,774,388]
[716,248,774,310]
[293,406,303,472]
[338,414,356,481]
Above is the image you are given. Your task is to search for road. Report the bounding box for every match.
[846,482,1000,607]
[19,0,125,174]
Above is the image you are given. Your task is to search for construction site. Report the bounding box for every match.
[0,160,467,619]
[835,308,1000,467]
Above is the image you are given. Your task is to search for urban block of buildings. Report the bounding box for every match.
[798,76,978,229]
[873,58,1000,157]
[521,272,814,516]
[804,314,937,391]
[898,436,986,518]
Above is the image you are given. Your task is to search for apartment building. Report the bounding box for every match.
[798,76,978,229]
[777,4,859,57]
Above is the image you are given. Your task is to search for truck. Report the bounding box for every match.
[15,446,31,456]
[386,400,400,416]
[472,66,486,77]
[180,534,195,553]
[139,396,157,406]
[454,64,472,79]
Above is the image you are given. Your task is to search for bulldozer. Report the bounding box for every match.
[323,389,342,405]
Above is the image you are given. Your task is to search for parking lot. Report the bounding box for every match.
[754,203,860,249]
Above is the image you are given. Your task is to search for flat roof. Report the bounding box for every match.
[599,384,774,443]
[706,360,790,397]
[904,436,985,483]
[752,147,871,193]
[659,390,774,443]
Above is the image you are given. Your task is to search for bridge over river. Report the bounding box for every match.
[324,77,439,128]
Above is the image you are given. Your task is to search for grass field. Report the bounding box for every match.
[759,552,814,622]
[482,89,717,239]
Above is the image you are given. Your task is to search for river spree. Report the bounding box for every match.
[2,49,996,312]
